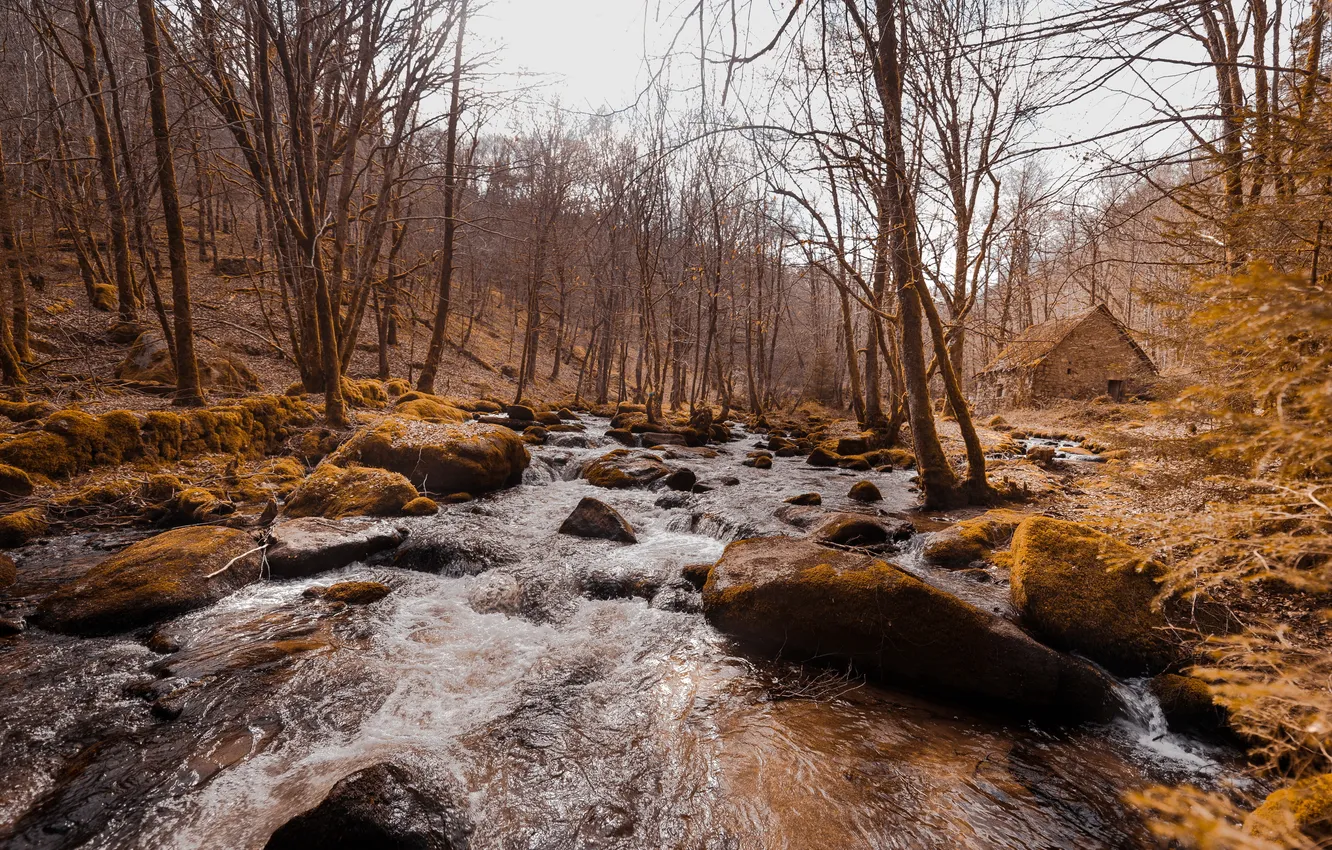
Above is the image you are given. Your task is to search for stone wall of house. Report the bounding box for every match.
[973,369,1033,413]
[1033,310,1155,401]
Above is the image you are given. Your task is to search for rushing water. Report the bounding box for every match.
[0,416,1239,849]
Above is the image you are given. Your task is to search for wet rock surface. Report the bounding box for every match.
[558,497,637,544]
[266,518,407,578]
[32,526,262,635]
[704,536,1120,720]
[264,761,472,850]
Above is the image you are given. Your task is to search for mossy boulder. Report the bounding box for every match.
[582,450,669,489]
[159,487,235,526]
[304,580,393,605]
[91,283,116,311]
[605,428,636,447]
[141,473,185,503]
[812,513,913,549]
[229,457,306,503]
[806,446,839,467]
[116,331,260,392]
[703,536,1118,719]
[923,509,1029,568]
[283,464,420,519]
[32,526,262,635]
[1010,516,1177,675]
[394,392,469,423]
[401,496,439,516]
[0,463,33,499]
[1246,773,1332,843]
[0,552,15,588]
[1149,673,1229,733]
[0,507,46,548]
[327,419,529,496]
[848,480,882,502]
[0,399,55,422]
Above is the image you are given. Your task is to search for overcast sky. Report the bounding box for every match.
[471,0,653,112]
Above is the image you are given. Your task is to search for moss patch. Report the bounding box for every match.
[32,526,262,635]
[1010,516,1176,675]
[283,463,419,519]
[1247,773,1332,843]
[0,507,47,547]
[923,509,1028,568]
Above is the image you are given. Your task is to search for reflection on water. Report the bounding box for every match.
[0,417,1239,849]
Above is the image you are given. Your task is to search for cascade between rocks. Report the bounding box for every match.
[0,415,1241,850]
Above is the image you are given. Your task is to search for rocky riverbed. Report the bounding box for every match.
[0,412,1245,849]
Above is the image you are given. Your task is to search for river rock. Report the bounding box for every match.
[394,527,516,576]
[664,467,696,491]
[703,536,1119,719]
[774,504,826,529]
[0,552,14,588]
[264,761,472,850]
[266,518,407,578]
[559,497,637,544]
[784,492,821,506]
[283,463,420,519]
[1149,673,1228,733]
[468,572,523,616]
[32,527,262,635]
[806,446,839,467]
[0,507,47,548]
[923,509,1028,568]
[329,419,529,496]
[605,428,636,447]
[641,432,686,447]
[582,450,669,489]
[848,480,882,502]
[1010,516,1179,675]
[507,404,536,421]
[812,513,913,549]
[303,581,392,605]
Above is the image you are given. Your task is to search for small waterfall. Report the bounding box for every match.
[1110,678,1220,773]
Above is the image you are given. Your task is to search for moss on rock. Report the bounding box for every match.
[0,507,47,547]
[283,463,420,519]
[582,450,669,489]
[401,496,439,516]
[329,419,529,496]
[305,580,393,605]
[1246,773,1332,843]
[32,526,262,635]
[394,392,470,423]
[0,463,33,499]
[923,509,1028,568]
[703,536,1118,719]
[1010,516,1177,675]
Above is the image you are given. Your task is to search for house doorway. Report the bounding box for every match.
[1107,379,1124,402]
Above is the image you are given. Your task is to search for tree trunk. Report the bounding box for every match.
[137,0,204,406]
[418,0,469,394]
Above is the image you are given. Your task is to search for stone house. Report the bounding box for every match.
[974,304,1157,410]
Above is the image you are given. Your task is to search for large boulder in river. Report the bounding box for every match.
[264,761,472,850]
[582,449,669,489]
[559,497,637,543]
[923,508,1028,568]
[1010,516,1178,675]
[32,527,261,635]
[328,419,529,496]
[266,518,407,578]
[702,536,1118,720]
[283,463,419,519]
[811,513,912,550]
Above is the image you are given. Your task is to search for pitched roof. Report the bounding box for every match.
[979,303,1155,375]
